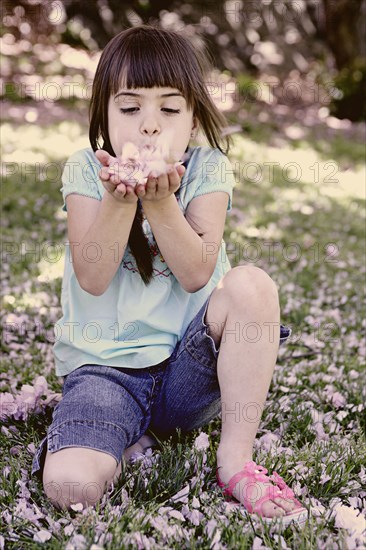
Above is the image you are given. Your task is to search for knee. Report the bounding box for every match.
[222,266,279,308]
[43,463,106,510]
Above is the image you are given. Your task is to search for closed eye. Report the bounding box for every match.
[161,108,180,114]
[120,107,138,114]
[119,107,181,115]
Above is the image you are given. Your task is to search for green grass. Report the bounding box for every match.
[1,114,365,548]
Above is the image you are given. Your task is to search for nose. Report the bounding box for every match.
[140,114,160,136]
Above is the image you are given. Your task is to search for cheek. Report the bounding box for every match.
[108,114,130,154]
[107,105,118,141]
[182,118,194,138]
[108,125,120,155]
[174,118,192,137]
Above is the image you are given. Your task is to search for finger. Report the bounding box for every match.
[166,165,180,187]
[125,185,139,202]
[99,166,111,181]
[115,182,127,195]
[176,164,186,178]
[156,172,169,191]
[145,175,158,193]
[95,149,113,167]
[125,184,138,195]
[110,174,121,185]
[136,184,146,197]
[126,184,137,198]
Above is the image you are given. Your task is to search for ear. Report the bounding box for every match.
[190,116,199,139]
[191,116,199,133]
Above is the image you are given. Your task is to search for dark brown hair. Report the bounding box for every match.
[89,25,231,285]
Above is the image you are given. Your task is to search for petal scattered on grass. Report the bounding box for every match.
[70,502,84,512]
[194,432,210,451]
[170,484,190,504]
[168,509,186,522]
[33,530,52,543]
[333,503,366,535]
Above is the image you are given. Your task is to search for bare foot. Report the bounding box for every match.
[122,434,158,462]
[110,434,158,486]
[216,456,299,519]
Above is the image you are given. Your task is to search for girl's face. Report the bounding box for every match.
[108,86,198,160]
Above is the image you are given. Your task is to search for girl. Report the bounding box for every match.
[32,25,307,525]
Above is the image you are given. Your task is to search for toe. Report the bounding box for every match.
[274,496,297,513]
[261,500,286,518]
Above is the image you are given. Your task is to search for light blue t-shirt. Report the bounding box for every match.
[53,146,236,376]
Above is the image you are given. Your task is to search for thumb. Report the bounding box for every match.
[176,164,186,177]
[95,149,114,167]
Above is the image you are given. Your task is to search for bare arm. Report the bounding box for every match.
[67,192,137,296]
[66,149,141,296]
[142,192,229,293]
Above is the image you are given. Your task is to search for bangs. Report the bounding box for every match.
[109,29,199,109]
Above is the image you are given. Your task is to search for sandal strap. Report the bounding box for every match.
[270,472,296,499]
[217,461,273,498]
[216,460,303,512]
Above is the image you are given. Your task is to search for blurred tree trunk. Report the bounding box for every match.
[321,0,366,120]
[305,0,366,120]
[322,0,364,70]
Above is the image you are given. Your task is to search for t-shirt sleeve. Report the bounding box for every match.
[60,149,102,212]
[191,149,235,211]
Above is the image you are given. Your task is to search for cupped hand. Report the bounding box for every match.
[136,164,186,203]
[95,149,139,205]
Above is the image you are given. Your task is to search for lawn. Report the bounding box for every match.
[1,112,365,549]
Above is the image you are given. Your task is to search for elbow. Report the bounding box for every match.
[80,282,105,296]
[185,284,206,294]
[76,274,106,297]
[83,286,105,297]
[182,272,212,294]
[73,259,108,296]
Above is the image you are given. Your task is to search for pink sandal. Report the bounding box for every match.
[216,460,308,526]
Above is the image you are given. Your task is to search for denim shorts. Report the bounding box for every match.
[32,294,291,478]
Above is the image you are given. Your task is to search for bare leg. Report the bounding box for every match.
[43,433,158,509]
[205,266,296,518]
[43,447,118,509]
